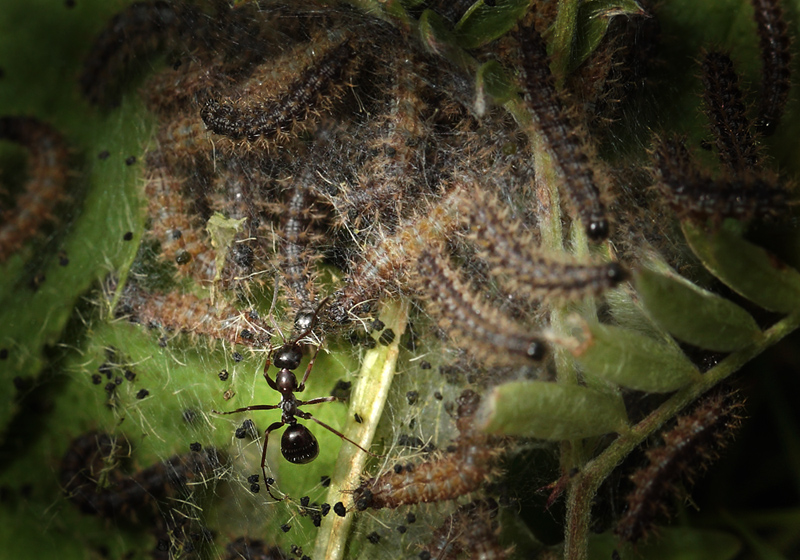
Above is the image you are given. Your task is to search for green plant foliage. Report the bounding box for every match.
[635,266,762,352]
[683,221,800,313]
[475,59,517,109]
[574,323,702,392]
[3,0,800,559]
[476,380,629,439]
[454,0,532,49]
[0,0,150,442]
[569,0,645,73]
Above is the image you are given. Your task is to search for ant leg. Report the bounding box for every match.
[299,396,338,407]
[212,404,280,415]
[263,352,279,391]
[261,421,284,502]
[297,343,322,392]
[296,410,382,458]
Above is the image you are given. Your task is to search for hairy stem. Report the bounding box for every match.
[564,309,800,559]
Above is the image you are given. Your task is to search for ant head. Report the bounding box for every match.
[273,344,303,370]
[293,307,318,334]
[281,424,319,464]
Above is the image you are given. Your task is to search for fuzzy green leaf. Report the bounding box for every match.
[476,380,629,440]
[419,9,471,69]
[0,0,150,439]
[683,222,800,313]
[474,60,516,114]
[636,267,761,351]
[575,323,701,392]
[569,0,645,73]
[454,0,531,50]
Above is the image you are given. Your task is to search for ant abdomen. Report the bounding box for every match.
[281,424,319,464]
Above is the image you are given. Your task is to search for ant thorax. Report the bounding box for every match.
[275,368,299,395]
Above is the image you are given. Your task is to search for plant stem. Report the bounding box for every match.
[564,309,800,559]
[314,298,408,560]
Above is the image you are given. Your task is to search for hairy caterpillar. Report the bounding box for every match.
[0,116,69,262]
[516,19,611,240]
[751,0,793,135]
[615,390,745,543]
[353,391,501,510]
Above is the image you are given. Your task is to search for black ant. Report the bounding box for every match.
[212,299,376,499]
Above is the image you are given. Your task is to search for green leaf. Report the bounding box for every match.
[476,380,629,440]
[419,9,475,71]
[0,0,151,439]
[636,266,761,352]
[575,323,701,392]
[474,60,516,114]
[569,0,645,73]
[683,222,800,313]
[454,0,531,50]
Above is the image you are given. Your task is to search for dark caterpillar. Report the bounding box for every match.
[353,390,501,510]
[615,389,744,543]
[201,37,356,142]
[516,19,610,240]
[417,247,546,365]
[752,0,793,135]
[651,135,786,223]
[457,186,626,302]
[701,51,760,172]
[0,116,69,262]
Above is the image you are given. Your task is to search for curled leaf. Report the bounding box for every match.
[474,60,516,114]
[206,212,246,285]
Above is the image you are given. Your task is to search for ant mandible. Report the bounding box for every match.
[212,299,375,496]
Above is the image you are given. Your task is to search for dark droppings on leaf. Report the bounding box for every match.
[330,380,352,400]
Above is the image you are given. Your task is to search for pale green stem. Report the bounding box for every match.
[313,299,409,560]
[550,0,581,84]
[564,310,800,560]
